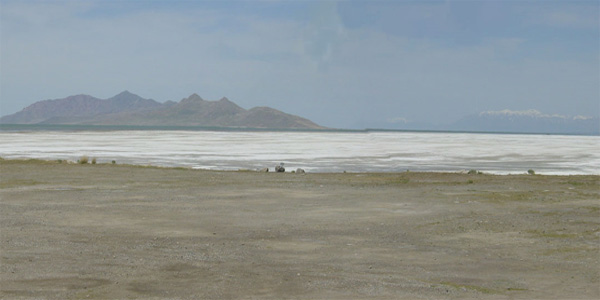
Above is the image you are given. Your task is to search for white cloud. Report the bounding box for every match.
[573,115,594,121]
[302,1,346,70]
[480,109,594,120]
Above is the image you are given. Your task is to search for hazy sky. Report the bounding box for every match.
[1,0,598,128]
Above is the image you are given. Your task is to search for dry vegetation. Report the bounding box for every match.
[0,158,598,299]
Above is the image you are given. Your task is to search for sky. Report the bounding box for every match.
[1,0,598,129]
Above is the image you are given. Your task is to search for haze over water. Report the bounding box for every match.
[1,129,597,175]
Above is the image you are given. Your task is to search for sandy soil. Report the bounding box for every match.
[0,159,598,299]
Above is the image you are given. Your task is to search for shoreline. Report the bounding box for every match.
[1,159,598,299]
[1,123,598,136]
[1,157,596,176]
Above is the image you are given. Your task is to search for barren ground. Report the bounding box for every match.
[1,159,598,299]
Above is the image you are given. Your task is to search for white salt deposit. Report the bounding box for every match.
[1,130,598,175]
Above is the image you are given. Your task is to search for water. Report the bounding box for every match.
[1,128,598,175]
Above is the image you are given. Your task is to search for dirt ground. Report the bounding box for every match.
[0,159,598,299]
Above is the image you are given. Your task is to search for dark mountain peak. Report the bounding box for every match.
[216,97,244,111]
[180,93,205,104]
[67,93,94,98]
[190,93,204,101]
[60,94,97,101]
[106,91,162,114]
[109,90,146,102]
[116,90,134,97]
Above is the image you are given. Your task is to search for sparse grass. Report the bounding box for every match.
[539,210,562,217]
[0,158,57,165]
[415,221,442,229]
[526,229,578,239]
[346,174,411,187]
[126,164,197,172]
[0,179,44,189]
[467,169,484,175]
[566,179,599,186]
[439,281,500,294]
[472,191,539,204]
[541,246,596,256]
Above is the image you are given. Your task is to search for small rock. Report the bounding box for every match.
[275,163,285,173]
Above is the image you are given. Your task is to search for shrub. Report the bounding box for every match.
[79,156,89,164]
[112,160,116,164]
[468,169,478,175]
[91,158,97,164]
[528,169,535,175]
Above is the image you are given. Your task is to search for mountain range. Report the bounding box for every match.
[0,91,324,129]
[360,109,599,135]
[2,92,597,134]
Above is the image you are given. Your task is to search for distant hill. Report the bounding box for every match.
[355,109,598,135]
[450,109,599,135]
[0,91,324,129]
